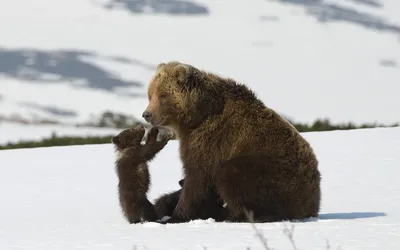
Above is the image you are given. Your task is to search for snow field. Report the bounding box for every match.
[0,0,399,129]
[0,127,399,249]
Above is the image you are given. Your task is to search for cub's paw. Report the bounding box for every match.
[140,127,172,160]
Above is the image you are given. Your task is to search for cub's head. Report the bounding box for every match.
[142,61,225,134]
[111,124,145,151]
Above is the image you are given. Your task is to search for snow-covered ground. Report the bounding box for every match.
[0,127,399,249]
[1,0,399,131]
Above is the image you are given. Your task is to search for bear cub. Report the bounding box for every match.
[153,179,185,220]
[111,124,170,223]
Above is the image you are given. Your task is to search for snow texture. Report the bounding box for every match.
[0,127,399,249]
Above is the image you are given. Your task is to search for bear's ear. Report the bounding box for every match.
[173,64,190,83]
[157,63,166,70]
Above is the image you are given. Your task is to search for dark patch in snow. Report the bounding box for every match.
[345,0,383,8]
[319,212,387,220]
[273,0,400,35]
[103,0,209,15]
[379,59,397,68]
[0,48,152,97]
[260,15,280,21]
[18,102,78,118]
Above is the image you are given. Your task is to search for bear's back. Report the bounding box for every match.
[178,81,313,172]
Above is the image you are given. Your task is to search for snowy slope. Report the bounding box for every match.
[0,0,399,129]
[0,127,399,249]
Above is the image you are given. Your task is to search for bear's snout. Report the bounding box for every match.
[142,111,152,122]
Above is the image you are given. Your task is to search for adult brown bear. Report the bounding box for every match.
[142,61,321,223]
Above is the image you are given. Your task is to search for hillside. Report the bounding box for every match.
[1,0,399,134]
[0,127,399,249]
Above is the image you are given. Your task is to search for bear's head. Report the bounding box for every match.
[142,61,225,135]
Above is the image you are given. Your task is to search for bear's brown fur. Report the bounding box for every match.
[142,61,321,223]
[112,124,170,223]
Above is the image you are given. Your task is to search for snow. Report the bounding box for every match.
[0,0,399,131]
[1,127,400,249]
[0,121,120,144]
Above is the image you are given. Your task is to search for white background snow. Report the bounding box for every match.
[0,0,399,249]
[1,127,399,249]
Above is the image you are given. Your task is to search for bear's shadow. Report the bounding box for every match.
[318,212,387,220]
[258,211,388,224]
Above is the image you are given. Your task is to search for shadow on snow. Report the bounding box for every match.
[318,212,387,220]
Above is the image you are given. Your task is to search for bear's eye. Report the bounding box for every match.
[160,93,167,99]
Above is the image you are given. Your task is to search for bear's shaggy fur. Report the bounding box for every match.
[112,124,170,223]
[142,61,321,223]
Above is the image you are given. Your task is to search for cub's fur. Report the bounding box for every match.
[112,124,170,223]
[153,179,184,219]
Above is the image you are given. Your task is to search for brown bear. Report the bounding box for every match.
[111,124,171,223]
[142,61,321,223]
